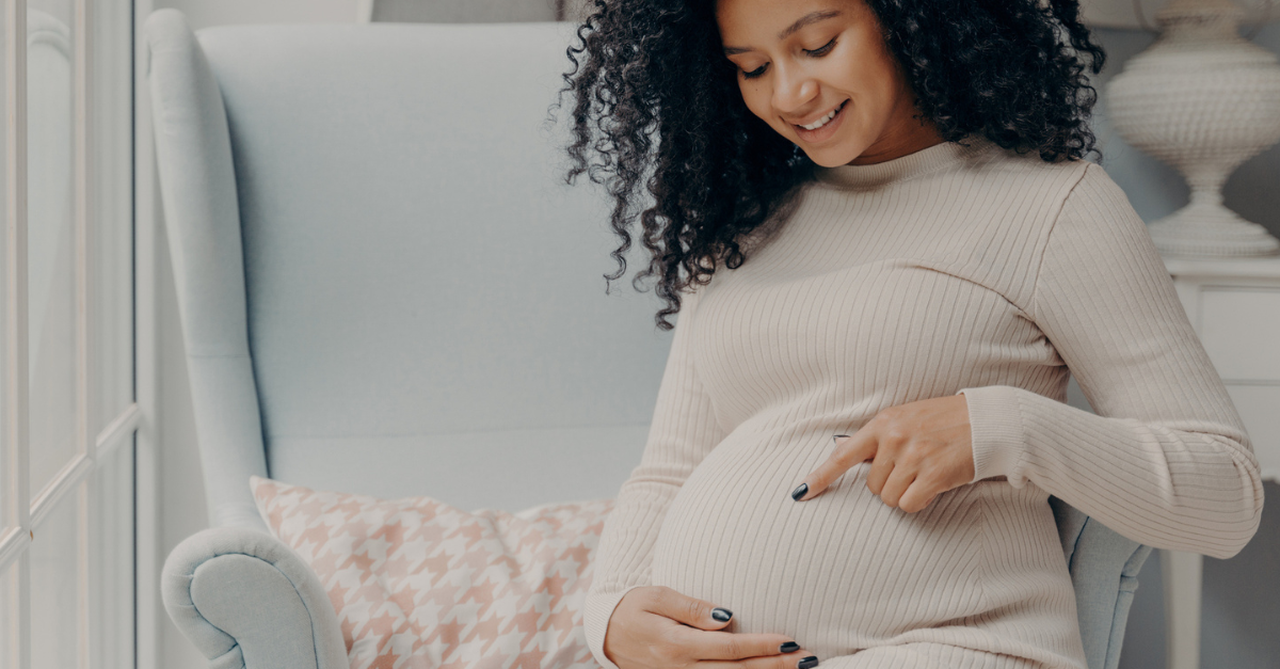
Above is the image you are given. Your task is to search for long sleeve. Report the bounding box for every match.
[583,286,730,669]
[958,162,1265,560]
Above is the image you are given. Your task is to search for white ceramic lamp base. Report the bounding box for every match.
[1105,0,1280,259]
[1148,195,1280,257]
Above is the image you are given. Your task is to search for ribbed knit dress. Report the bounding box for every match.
[581,133,1265,669]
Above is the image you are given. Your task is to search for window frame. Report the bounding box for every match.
[1,1,141,667]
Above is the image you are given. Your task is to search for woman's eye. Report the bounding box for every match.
[804,38,837,56]
[738,38,836,80]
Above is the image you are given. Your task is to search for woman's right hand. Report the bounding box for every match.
[602,586,820,669]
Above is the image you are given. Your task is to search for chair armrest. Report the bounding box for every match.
[145,7,271,532]
[162,526,348,669]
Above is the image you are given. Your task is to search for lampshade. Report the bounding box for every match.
[1080,0,1276,29]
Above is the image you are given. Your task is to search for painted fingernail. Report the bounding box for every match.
[780,642,800,653]
[791,482,809,501]
[798,656,819,669]
[832,434,850,441]
[711,607,733,622]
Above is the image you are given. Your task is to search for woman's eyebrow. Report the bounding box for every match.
[722,10,843,55]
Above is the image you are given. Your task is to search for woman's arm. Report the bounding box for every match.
[584,286,731,669]
[958,162,1265,560]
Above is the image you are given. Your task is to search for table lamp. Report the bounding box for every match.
[1082,0,1280,257]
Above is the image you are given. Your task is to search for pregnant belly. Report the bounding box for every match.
[647,429,1070,656]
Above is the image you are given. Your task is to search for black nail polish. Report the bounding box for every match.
[798,656,819,669]
[832,434,850,440]
[711,607,733,622]
[780,642,800,653]
[791,482,808,501]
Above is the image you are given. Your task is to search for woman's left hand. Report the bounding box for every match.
[790,394,975,513]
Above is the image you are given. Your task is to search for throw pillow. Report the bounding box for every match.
[251,476,615,669]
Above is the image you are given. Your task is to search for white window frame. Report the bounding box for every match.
[1,0,141,667]
[133,0,160,665]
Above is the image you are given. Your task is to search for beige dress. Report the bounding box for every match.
[582,134,1264,669]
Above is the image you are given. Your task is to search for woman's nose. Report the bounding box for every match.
[773,69,819,118]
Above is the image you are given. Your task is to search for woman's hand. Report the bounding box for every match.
[603,586,820,669]
[790,394,975,513]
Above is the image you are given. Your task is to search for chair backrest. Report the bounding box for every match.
[147,14,669,523]
[144,13,1152,669]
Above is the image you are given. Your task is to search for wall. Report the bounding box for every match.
[144,4,1280,667]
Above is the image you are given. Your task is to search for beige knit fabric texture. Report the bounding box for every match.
[581,134,1266,669]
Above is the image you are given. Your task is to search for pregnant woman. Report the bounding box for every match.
[558,0,1265,667]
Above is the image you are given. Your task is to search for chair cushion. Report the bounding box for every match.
[252,475,612,669]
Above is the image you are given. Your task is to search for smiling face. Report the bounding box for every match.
[716,0,944,167]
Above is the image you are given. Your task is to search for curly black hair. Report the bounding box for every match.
[552,0,1107,330]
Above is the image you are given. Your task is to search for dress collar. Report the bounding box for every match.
[812,134,1000,189]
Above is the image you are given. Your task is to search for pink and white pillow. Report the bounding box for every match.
[250,476,615,669]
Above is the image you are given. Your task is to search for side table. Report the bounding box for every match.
[1159,255,1280,669]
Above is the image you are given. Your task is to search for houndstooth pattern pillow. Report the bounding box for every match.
[251,476,615,669]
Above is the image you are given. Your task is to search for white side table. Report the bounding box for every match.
[1159,255,1280,669]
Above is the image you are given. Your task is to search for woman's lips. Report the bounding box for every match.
[793,99,848,143]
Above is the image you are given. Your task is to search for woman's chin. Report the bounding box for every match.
[806,153,849,168]
[790,135,864,168]
[802,146,860,168]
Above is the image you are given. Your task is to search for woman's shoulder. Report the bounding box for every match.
[970,138,1095,195]
[979,154,1147,270]
[1046,159,1153,255]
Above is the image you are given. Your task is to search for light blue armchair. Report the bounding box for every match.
[146,10,1153,669]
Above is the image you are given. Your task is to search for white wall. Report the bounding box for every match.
[144,4,1280,668]
[155,0,360,28]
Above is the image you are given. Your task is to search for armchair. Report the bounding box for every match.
[145,10,1153,669]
